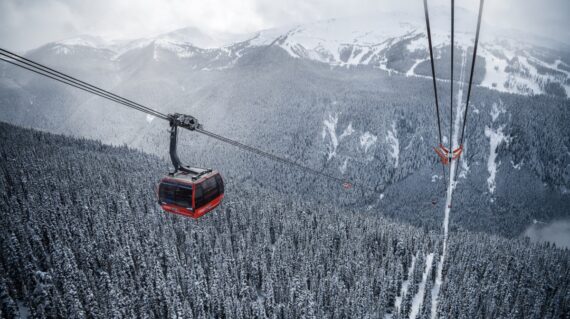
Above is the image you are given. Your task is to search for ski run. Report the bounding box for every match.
[386,49,468,319]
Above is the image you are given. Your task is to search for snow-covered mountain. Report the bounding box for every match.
[32,9,570,98]
[2,7,569,241]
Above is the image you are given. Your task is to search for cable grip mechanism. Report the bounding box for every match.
[168,113,210,177]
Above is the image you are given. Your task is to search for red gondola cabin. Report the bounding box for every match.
[157,169,224,219]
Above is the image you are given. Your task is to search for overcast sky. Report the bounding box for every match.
[1,0,569,51]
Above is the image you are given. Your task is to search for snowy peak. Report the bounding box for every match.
[157,27,254,49]
[31,12,570,98]
[47,35,111,55]
[248,14,420,66]
[56,35,107,48]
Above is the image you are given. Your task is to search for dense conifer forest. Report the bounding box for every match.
[1,123,569,318]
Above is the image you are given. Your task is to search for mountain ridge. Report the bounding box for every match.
[28,13,570,98]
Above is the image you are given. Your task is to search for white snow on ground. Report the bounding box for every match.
[58,37,99,47]
[52,46,71,55]
[249,14,418,67]
[404,135,415,150]
[360,132,377,153]
[430,160,454,319]
[323,113,340,160]
[146,114,155,123]
[386,122,399,168]
[431,51,467,319]
[459,148,470,179]
[51,36,108,55]
[406,59,424,77]
[479,49,510,91]
[484,125,508,194]
[409,253,434,319]
[339,158,348,174]
[430,135,460,319]
[154,39,197,59]
[406,36,426,52]
[478,42,570,96]
[340,122,355,139]
[158,27,253,49]
[321,113,377,161]
[322,115,358,161]
[47,16,570,97]
[490,102,506,122]
[484,101,509,194]
[511,160,523,170]
[395,253,418,315]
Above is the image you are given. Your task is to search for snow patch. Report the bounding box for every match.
[339,122,355,140]
[484,126,509,194]
[52,45,71,55]
[490,102,506,122]
[249,14,417,67]
[480,50,510,92]
[146,114,155,123]
[479,43,570,96]
[154,39,197,59]
[323,113,340,160]
[395,253,418,315]
[339,158,348,174]
[459,155,470,179]
[56,35,106,48]
[511,160,523,170]
[406,36,426,52]
[385,122,399,168]
[409,253,434,319]
[406,59,424,77]
[360,132,377,153]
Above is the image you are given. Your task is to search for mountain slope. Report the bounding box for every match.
[27,11,570,97]
[0,122,569,318]
[1,38,570,240]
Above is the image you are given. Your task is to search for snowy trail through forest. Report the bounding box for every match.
[429,50,468,319]
[409,253,434,319]
[395,252,418,314]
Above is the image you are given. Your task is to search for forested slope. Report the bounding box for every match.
[0,123,569,318]
[2,46,569,240]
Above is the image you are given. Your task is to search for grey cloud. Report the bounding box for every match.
[524,220,570,249]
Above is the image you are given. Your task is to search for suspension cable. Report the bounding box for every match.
[450,0,455,151]
[196,128,350,185]
[459,0,484,145]
[0,48,353,188]
[423,0,447,186]
[450,0,484,193]
[0,57,165,119]
[0,49,168,120]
